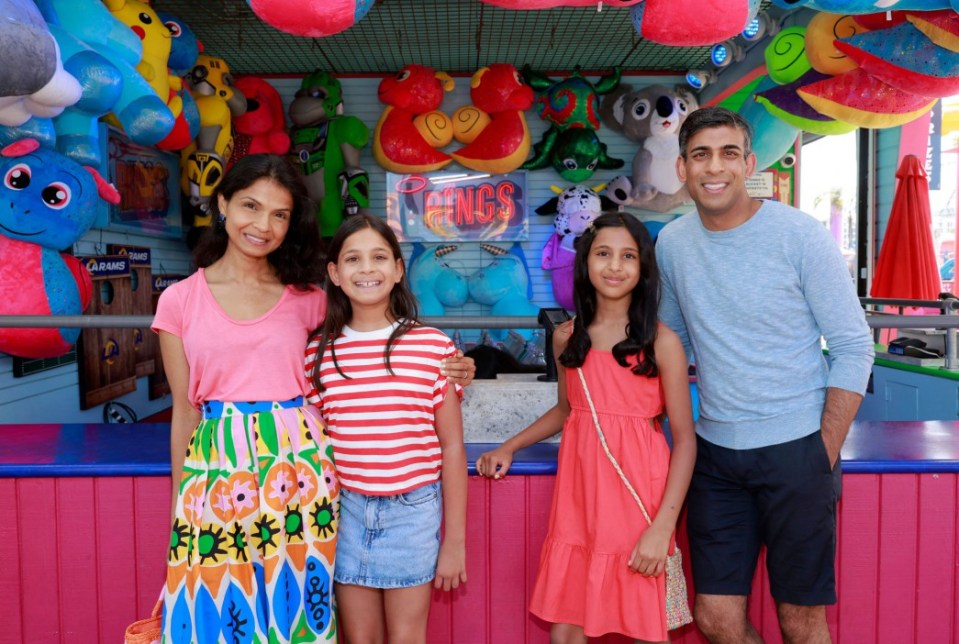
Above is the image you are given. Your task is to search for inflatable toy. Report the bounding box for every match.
[289,71,370,236]
[755,71,857,136]
[853,12,909,30]
[631,0,761,47]
[907,10,959,52]
[805,12,867,76]
[599,83,697,212]
[0,138,120,359]
[835,21,959,98]
[450,64,534,174]
[249,0,375,38]
[523,67,624,182]
[480,1,642,7]
[36,0,175,146]
[408,244,469,317]
[469,243,540,340]
[373,64,455,174]
[537,184,615,310]
[735,78,801,172]
[232,76,290,165]
[180,53,248,224]
[772,0,959,12]
[0,0,81,127]
[158,11,202,75]
[765,27,812,86]
[797,68,937,129]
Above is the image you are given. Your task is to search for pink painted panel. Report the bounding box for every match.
[133,478,171,618]
[527,476,554,644]
[837,474,881,643]
[877,474,920,643]
[916,473,958,643]
[488,477,532,640]
[451,476,490,641]
[55,478,99,641]
[18,478,60,643]
[94,478,137,643]
[0,479,23,644]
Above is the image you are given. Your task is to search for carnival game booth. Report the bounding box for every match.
[3,0,959,641]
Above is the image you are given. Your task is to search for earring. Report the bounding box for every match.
[218,213,226,224]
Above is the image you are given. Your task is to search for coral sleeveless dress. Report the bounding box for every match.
[529,349,673,641]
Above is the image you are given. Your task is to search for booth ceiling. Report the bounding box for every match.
[151,0,772,76]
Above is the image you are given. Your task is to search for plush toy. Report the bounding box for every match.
[797,67,937,129]
[0,0,81,128]
[232,76,290,166]
[523,67,624,183]
[249,0,375,37]
[0,139,120,358]
[755,71,857,136]
[36,0,175,147]
[537,184,616,310]
[765,27,813,86]
[805,12,867,76]
[599,83,697,212]
[373,64,456,174]
[480,1,642,7]
[773,0,959,12]
[408,244,469,317]
[180,53,248,224]
[734,78,801,172]
[631,0,761,47]
[907,10,959,52]
[835,21,959,98]
[450,64,534,174]
[468,243,540,340]
[289,70,370,236]
[105,0,193,151]
[158,11,202,76]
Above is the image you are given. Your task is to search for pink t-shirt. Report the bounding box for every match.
[152,268,326,409]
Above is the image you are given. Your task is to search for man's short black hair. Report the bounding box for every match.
[679,106,754,160]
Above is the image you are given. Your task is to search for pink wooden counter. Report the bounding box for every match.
[1,422,958,643]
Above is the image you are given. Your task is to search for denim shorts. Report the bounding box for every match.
[334,481,442,588]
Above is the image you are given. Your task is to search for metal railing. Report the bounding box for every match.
[861,297,959,370]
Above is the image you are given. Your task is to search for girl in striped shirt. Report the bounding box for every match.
[306,214,467,642]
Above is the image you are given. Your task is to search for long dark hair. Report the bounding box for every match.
[559,211,661,377]
[193,154,324,290]
[309,214,419,392]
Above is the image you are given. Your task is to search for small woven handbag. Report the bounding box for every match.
[124,601,162,644]
[577,367,694,631]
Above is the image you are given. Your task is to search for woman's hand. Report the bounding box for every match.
[434,540,467,591]
[476,445,514,479]
[441,350,476,386]
[628,524,672,577]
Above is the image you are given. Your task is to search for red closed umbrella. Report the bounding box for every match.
[870,155,941,300]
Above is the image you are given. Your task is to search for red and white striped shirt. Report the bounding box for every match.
[304,322,461,495]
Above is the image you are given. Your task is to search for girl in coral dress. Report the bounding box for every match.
[477,212,696,642]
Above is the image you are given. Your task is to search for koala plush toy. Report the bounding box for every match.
[600,84,698,213]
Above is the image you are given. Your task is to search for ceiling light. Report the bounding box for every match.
[742,11,780,42]
[685,69,717,90]
[711,40,745,68]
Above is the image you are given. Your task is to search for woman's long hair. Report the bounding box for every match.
[309,214,419,393]
[559,211,661,377]
[192,154,324,290]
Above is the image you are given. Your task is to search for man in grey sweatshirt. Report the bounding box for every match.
[656,106,874,644]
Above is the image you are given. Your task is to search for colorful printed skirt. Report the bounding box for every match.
[162,397,339,643]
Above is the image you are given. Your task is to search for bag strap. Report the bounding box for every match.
[576,366,653,527]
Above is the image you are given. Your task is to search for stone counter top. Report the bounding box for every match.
[461,373,558,443]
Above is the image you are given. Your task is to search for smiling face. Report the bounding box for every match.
[328,227,404,315]
[587,226,641,302]
[677,124,757,230]
[218,178,292,260]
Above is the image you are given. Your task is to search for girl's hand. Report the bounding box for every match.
[441,350,476,387]
[628,524,672,577]
[434,541,467,591]
[476,445,513,479]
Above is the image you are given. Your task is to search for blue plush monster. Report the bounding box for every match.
[408,243,469,316]
[0,139,120,358]
[157,12,201,76]
[468,243,540,340]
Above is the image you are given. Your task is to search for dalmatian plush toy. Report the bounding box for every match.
[600,83,698,213]
[537,184,616,310]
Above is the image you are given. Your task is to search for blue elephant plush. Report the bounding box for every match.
[468,243,540,340]
[408,243,469,316]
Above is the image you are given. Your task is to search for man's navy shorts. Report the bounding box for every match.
[686,431,842,606]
